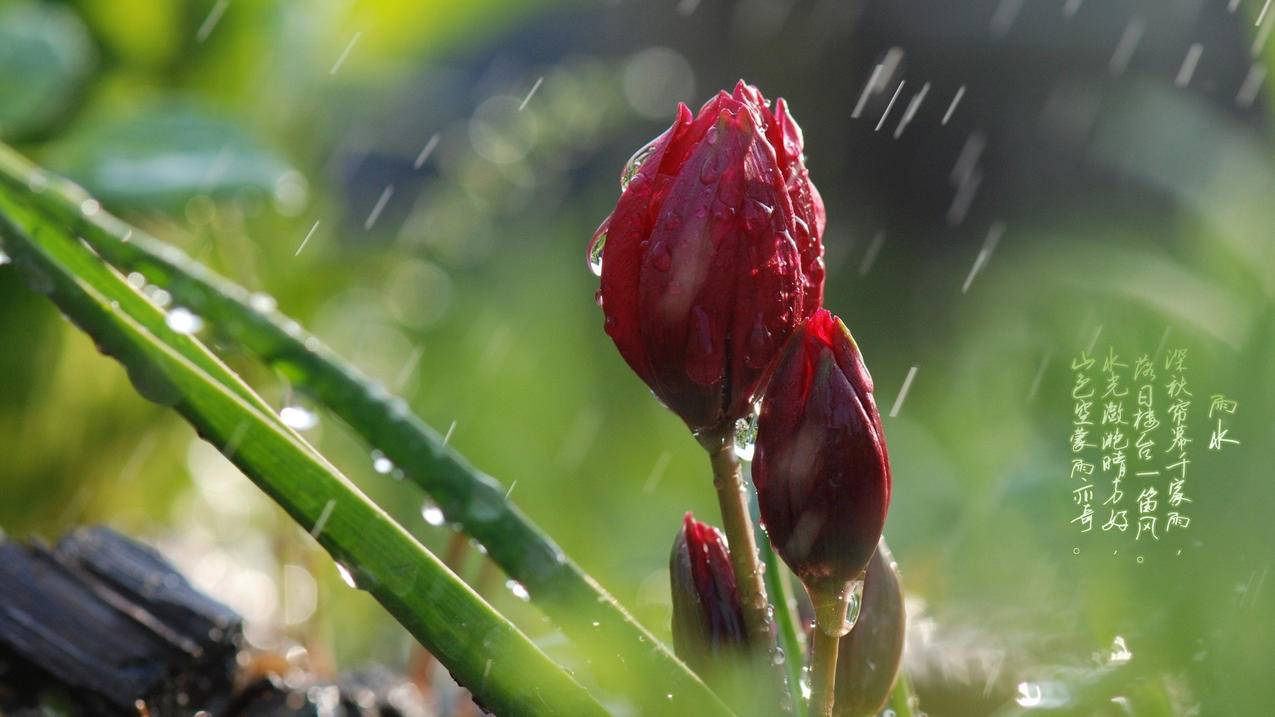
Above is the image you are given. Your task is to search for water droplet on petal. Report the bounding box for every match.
[371,449,394,474]
[621,138,660,190]
[166,307,204,335]
[588,216,610,277]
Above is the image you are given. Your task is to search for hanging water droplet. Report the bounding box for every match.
[421,502,446,526]
[0,248,10,267]
[280,405,318,431]
[620,138,659,190]
[335,563,357,588]
[843,579,865,633]
[505,579,530,601]
[733,402,761,461]
[371,449,394,474]
[771,646,786,666]
[587,216,609,277]
[166,307,204,335]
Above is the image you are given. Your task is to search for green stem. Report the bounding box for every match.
[760,528,808,717]
[704,431,791,715]
[0,142,734,717]
[706,435,773,647]
[887,670,918,717]
[809,582,854,717]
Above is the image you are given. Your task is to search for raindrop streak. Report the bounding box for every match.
[989,0,1024,37]
[371,450,394,474]
[875,80,906,132]
[518,76,545,112]
[1027,350,1052,402]
[858,231,886,276]
[335,563,357,588]
[852,64,886,119]
[330,32,362,75]
[280,405,319,431]
[1063,0,1084,18]
[1236,64,1266,107]
[166,307,204,335]
[506,579,531,601]
[643,450,673,493]
[1261,0,1273,26]
[1109,17,1145,76]
[941,85,966,125]
[1176,43,1203,88]
[414,133,441,169]
[442,420,458,446]
[195,0,230,43]
[364,185,394,230]
[889,366,919,418]
[894,82,930,139]
[422,503,446,527]
[310,499,336,538]
[295,220,320,256]
[961,221,1005,293]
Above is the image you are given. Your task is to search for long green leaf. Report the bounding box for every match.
[0,202,609,717]
[0,142,733,716]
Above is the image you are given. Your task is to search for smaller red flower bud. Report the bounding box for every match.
[834,540,906,717]
[670,512,748,671]
[752,308,891,593]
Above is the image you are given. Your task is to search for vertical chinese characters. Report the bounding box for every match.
[1070,351,1096,532]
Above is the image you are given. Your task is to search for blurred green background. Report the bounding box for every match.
[0,0,1272,714]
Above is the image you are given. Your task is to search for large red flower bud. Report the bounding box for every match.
[835,540,906,717]
[670,512,748,670]
[752,309,891,592]
[591,81,825,435]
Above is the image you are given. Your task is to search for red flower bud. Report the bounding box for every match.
[752,309,891,592]
[670,512,748,670]
[835,540,906,717]
[592,81,826,434]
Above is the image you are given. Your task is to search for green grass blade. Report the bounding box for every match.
[0,205,610,717]
[0,142,734,717]
[759,528,809,717]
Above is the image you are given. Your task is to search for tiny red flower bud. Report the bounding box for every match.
[593,81,826,434]
[670,512,748,670]
[752,308,891,592]
[835,540,906,717]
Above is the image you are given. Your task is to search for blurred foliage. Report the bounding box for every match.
[0,0,1272,715]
